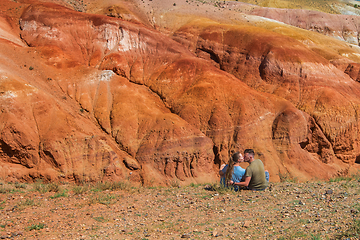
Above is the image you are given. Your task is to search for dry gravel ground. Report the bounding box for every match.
[1,177,360,240]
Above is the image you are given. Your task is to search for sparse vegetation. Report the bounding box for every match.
[33,181,60,193]
[336,219,360,239]
[169,179,180,188]
[91,181,131,192]
[72,184,89,195]
[88,193,117,206]
[24,198,35,206]
[0,175,359,238]
[93,216,108,223]
[278,172,297,182]
[0,200,5,210]
[329,175,353,182]
[0,185,11,193]
[49,190,68,199]
[27,223,46,231]
[15,182,27,189]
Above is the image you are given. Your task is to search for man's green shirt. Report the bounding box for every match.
[244,159,268,190]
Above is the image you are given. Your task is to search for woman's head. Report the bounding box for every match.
[232,152,244,163]
[225,152,243,185]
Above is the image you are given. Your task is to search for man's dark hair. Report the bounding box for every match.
[244,149,255,157]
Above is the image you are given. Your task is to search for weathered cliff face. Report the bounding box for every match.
[0,2,218,185]
[172,18,360,175]
[0,0,359,184]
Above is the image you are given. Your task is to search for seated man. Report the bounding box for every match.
[219,152,245,191]
[229,149,268,191]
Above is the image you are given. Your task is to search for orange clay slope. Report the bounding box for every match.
[0,0,359,184]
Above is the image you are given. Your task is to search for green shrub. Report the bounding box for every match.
[0,185,11,193]
[27,223,46,231]
[93,216,108,223]
[329,176,352,182]
[0,200,5,210]
[22,199,35,206]
[33,181,60,193]
[72,185,89,195]
[278,172,297,182]
[15,182,27,189]
[88,193,117,206]
[92,181,131,192]
[50,191,67,199]
[33,180,49,193]
[169,179,180,188]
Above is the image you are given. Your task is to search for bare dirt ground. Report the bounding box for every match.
[1,177,360,240]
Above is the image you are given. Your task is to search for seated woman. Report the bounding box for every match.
[219,152,245,191]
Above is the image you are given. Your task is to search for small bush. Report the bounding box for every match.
[329,176,352,182]
[72,185,89,195]
[27,223,46,231]
[33,181,60,193]
[50,191,67,199]
[203,183,236,195]
[88,193,117,206]
[189,182,202,188]
[33,180,49,193]
[92,181,131,192]
[214,184,237,195]
[310,233,321,240]
[93,216,108,223]
[169,179,180,188]
[278,172,297,182]
[0,185,11,193]
[22,199,35,206]
[15,182,27,189]
[18,199,36,210]
[48,182,60,192]
[0,200,5,210]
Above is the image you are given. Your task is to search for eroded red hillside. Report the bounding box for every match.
[0,0,359,184]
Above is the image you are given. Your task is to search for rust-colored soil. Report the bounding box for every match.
[0,179,359,239]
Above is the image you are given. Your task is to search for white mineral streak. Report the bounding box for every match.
[118,29,134,52]
[99,71,114,82]
[0,91,17,99]
[97,24,121,51]
[118,28,147,52]
[86,70,114,85]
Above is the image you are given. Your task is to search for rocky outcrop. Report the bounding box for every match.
[0,2,217,185]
